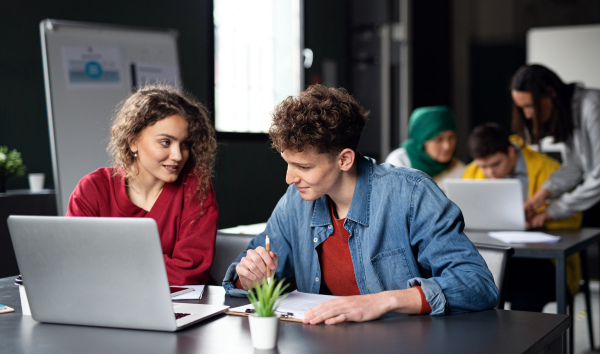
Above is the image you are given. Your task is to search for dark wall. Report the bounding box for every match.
[469,44,525,133]
[212,137,288,228]
[0,1,350,229]
[411,0,452,109]
[304,0,349,88]
[466,1,600,144]
[0,1,214,190]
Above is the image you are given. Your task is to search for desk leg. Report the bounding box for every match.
[556,257,568,354]
[556,256,567,314]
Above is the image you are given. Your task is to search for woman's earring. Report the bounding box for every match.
[133,152,138,158]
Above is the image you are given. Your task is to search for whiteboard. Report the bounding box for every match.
[527,24,600,88]
[40,19,180,215]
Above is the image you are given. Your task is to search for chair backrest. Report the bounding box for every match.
[211,232,254,284]
[473,242,514,309]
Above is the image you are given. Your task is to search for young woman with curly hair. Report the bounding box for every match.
[67,84,218,286]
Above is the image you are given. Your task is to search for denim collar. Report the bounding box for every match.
[310,153,372,228]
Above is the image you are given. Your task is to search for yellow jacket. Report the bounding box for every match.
[463,135,582,295]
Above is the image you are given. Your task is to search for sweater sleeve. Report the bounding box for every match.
[543,96,600,219]
[163,180,218,286]
[66,171,105,216]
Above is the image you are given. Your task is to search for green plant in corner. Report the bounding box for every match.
[0,146,26,177]
[247,278,290,317]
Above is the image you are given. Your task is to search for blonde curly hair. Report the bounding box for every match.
[107,84,217,214]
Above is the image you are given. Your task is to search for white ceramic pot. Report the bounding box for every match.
[248,314,280,349]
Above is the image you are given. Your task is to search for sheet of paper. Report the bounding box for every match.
[488,231,561,244]
[171,285,205,300]
[228,290,338,320]
[219,222,267,235]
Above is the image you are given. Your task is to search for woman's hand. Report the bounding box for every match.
[524,188,552,219]
[235,246,278,290]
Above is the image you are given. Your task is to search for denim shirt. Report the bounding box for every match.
[223,155,498,315]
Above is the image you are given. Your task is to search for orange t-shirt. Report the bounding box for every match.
[316,201,361,296]
[317,200,431,314]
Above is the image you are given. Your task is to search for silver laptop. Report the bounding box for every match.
[7,215,228,331]
[444,179,526,231]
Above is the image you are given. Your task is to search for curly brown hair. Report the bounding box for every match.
[107,84,217,213]
[269,84,369,155]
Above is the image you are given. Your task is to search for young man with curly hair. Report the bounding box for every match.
[223,84,498,324]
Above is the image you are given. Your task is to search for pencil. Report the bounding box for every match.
[265,235,271,278]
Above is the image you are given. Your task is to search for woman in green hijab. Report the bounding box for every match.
[385,106,465,191]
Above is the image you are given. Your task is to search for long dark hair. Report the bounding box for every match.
[510,64,576,145]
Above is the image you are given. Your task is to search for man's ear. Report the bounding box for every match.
[507,145,516,158]
[338,148,356,172]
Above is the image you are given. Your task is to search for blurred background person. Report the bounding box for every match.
[511,64,600,228]
[385,106,464,191]
[464,122,582,311]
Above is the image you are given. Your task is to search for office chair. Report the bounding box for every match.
[210,232,254,284]
[473,243,514,309]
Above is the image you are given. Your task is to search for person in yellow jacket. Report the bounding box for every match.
[464,122,582,311]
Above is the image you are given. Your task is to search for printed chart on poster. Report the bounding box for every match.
[40,19,181,215]
[61,46,123,89]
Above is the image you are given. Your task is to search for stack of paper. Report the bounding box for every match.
[488,231,561,244]
[228,290,337,321]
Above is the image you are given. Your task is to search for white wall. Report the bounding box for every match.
[528,24,600,88]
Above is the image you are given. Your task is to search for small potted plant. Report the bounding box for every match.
[0,146,26,193]
[247,278,289,350]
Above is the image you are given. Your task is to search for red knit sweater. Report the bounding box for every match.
[66,167,218,286]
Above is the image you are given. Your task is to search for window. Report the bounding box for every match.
[214,0,302,133]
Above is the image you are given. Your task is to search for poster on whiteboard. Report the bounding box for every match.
[130,62,180,89]
[61,46,123,89]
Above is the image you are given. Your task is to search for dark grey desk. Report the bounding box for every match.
[466,228,600,316]
[0,276,569,354]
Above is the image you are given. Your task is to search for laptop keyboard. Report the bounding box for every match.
[175,312,191,320]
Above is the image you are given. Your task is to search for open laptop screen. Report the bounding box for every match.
[444,179,526,231]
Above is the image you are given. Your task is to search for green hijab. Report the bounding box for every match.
[401,106,456,178]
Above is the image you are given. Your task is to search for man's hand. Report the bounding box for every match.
[235,246,278,290]
[526,210,551,229]
[303,288,421,325]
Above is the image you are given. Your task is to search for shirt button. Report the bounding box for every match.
[313,238,318,242]
[315,277,319,282]
[328,225,332,229]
